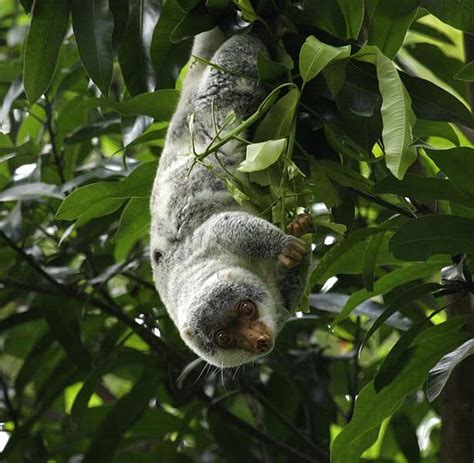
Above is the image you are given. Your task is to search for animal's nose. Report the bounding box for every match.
[256,335,271,352]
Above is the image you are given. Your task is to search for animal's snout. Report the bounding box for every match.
[256,335,271,353]
[237,321,273,354]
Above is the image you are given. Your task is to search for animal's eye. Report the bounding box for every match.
[237,300,256,317]
[215,331,233,348]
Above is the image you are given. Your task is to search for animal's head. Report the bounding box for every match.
[178,268,287,367]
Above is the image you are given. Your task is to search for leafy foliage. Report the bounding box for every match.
[0,1,473,462]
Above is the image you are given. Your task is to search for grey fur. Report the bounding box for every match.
[150,29,309,367]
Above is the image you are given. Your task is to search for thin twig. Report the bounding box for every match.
[43,94,65,183]
[246,385,329,460]
[123,271,156,291]
[209,403,322,463]
[0,372,18,427]
[347,317,362,422]
[0,230,182,363]
[0,230,65,291]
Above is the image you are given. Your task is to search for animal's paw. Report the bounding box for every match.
[286,213,314,238]
[278,236,308,269]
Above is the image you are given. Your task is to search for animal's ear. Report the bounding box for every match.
[218,269,240,281]
[181,324,193,340]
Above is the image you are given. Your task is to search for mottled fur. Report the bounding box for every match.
[150,29,309,367]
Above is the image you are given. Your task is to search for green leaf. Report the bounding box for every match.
[23,0,71,103]
[71,349,146,426]
[0,61,22,83]
[237,139,287,173]
[71,0,114,96]
[390,215,474,261]
[233,0,259,22]
[150,0,198,89]
[41,297,91,372]
[391,415,421,463]
[78,90,179,121]
[299,36,350,85]
[421,0,474,33]
[331,317,470,463]
[335,261,445,323]
[83,360,162,463]
[405,43,467,99]
[368,0,419,58]
[336,0,364,39]
[454,61,474,82]
[362,231,386,292]
[324,124,371,162]
[56,161,157,221]
[316,160,373,193]
[0,183,63,202]
[290,0,347,39]
[323,61,348,98]
[254,89,299,142]
[425,147,474,198]
[123,127,167,150]
[310,228,384,286]
[410,21,455,45]
[169,12,215,43]
[256,52,289,83]
[402,73,474,128]
[374,174,472,206]
[376,50,417,179]
[374,316,470,391]
[308,160,341,209]
[114,198,151,261]
[427,338,474,401]
[413,120,459,145]
[117,0,161,95]
[363,282,441,346]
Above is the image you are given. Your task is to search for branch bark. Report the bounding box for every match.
[440,294,474,463]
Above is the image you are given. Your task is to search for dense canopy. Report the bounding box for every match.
[0,0,473,462]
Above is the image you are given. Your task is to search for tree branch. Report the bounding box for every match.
[209,403,324,463]
[246,385,329,460]
[0,230,182,363]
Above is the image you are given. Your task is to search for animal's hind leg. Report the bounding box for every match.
[194,34,269,123]
[182,28,226,100]
[167,28,226,140]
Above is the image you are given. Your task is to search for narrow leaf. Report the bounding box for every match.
[150,0,199,89]
[368,0,419,58]
[376,50,417,179]
[118,0,161,95]
[23,0,70,103]
[421,0,474,33]
[454,61,474,82]
[335,261,446,323]
[309,228,383,286]
[390,215,474,261]
[336,0,364,39]
[427,339,474,401]
[363,282,441,346]
[114,198,151,261]
[71,0,114,95]
[362,231,385,292]
[56,161,157,220]
[83,361,162,462]
[402,73,474,128]
[78,90,179,121]
[425,147,474,198]
[331,318,470,463]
